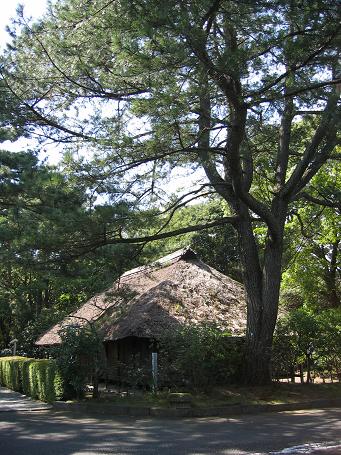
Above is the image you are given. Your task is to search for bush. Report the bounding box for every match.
[117,354,152,389]
[0,356,64,402]
[53,325,105,399]
[157,323,243,392]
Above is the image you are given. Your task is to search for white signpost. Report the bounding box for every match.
[9,339,18,356]
[151,352,158,393]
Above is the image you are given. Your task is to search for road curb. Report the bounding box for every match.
[52,397,341,418]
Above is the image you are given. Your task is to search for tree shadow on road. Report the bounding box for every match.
[0,408,340,454]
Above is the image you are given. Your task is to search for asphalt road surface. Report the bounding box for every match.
[0,386,51,412]
[0,407,340,455]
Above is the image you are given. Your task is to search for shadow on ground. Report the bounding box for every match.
[0,407,340,454]
[0,387,51,412]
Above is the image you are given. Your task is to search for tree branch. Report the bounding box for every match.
[253,78,341,106]
[295,192,341,210]
[281,91,340,199]
[62,216,240,260]
[247,25,340,101]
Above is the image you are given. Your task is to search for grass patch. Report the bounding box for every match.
[195,382,341,406]
[86,391,169,408]
[82,382,341,408]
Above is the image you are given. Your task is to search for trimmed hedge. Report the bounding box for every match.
[0,356,64,402]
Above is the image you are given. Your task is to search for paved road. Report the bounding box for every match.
[0,386,51,412]
[0,406,340,455]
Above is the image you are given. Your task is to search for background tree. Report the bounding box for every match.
[281,161,340,310]
[141,199,242,280]
[0,149,140,352]
[273,307,341,382]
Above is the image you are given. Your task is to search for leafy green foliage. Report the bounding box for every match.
[53,326,105,399]
[0,150,141,352]
[314,310,341,378]
[273,308,341,380]
[158,324,243,391]
[281,161,340,310]
[140,199,241,279]
[117,355,152,390]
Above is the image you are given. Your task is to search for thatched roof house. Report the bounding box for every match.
[36,248,246,349]
[37,248,246,383]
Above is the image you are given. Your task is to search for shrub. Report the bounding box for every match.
[0,356,22,391]
[117,354,152,389]
[157,323,243,392]
[0,356,64,402]
[53,325,105,399]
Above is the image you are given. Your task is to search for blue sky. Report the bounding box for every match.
[0,0,47,49]
[0,1,60,163]
[0,0,205,195]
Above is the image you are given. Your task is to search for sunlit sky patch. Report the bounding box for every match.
[0,0,47,50]
[0,1,54,161]
[0,1,206,200]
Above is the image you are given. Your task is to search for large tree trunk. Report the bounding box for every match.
[242,245,284,385]
[325,240,340,308]
[238,205,286,385]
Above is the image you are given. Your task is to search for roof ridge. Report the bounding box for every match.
[120,246,197,279]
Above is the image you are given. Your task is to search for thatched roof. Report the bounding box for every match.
[36,248,246,346]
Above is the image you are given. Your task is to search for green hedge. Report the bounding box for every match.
[0,356,64,402]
